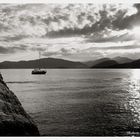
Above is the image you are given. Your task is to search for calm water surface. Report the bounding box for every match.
[1,69,140,136]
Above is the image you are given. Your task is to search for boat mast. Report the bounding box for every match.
[38,51,41,69]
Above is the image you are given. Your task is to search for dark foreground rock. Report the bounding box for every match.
[0,73,40,136]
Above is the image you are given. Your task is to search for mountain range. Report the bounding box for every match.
[0,58,87,69]
[108,59,140,68]
[84,57,133,67]
[90,57,140,68]
[0,56,140,69]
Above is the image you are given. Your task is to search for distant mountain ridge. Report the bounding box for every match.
[84,57,133,68]
[84,58,111,67]
[92,60,118,68]
[0,58,87,69]
[109,59,140,68]
[89,57,140,68]
[112,57,133,64]
[0,56,139,69]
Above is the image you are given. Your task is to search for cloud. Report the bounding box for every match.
[0,4,140,61]
[45,4,138,38]
[0,4,138,40]
[0,45,27,54]
[42,47,79,57]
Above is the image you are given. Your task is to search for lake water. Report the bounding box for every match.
[1,69,140,136]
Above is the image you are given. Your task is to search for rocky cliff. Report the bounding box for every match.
[0,73,40,136]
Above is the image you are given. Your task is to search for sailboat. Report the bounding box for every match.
[32,51,47,75]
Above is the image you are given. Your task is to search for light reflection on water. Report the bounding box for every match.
[2,69,140,136]
[128,70,140,126]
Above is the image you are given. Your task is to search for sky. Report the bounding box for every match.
[0,3,140,62]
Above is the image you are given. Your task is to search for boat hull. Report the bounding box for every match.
[32,70,46,75]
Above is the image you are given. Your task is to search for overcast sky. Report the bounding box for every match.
[0,3,140,62]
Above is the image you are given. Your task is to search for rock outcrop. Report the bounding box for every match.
[0,73,40,136]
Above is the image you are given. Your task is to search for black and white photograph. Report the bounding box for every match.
[0,2,140,137]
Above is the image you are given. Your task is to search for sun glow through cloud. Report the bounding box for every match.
[132,26,140,39]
